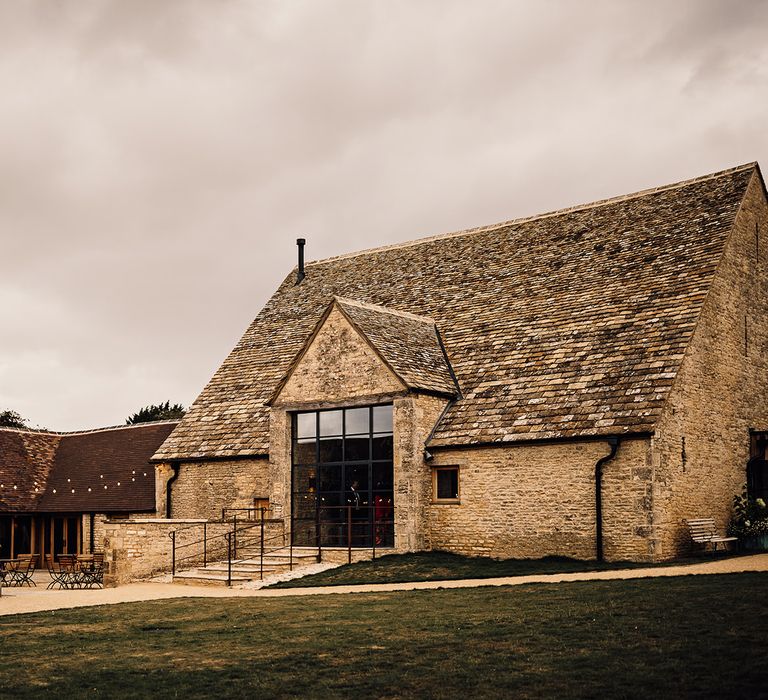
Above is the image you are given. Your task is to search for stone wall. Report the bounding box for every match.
[101,517,284,585]
[427,437,654,561]
[653,172,768,557]
[276,304,406,404]
[81,511,154,554]
[392,393,450,551]
[164,458,270,521]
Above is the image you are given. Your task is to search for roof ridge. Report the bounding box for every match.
[0,420,180,437]
[334,296,436,324]
[307,162,757,266]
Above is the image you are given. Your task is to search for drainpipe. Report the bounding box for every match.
[595,437,620,562]
[166,462,181,519]
[89,513,95,553]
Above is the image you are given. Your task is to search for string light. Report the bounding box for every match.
[0,471,151,497]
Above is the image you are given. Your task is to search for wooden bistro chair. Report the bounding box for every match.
[79,553,105,589]
[58,554,81,589]
[45,555,70,589]
[46,555,79,589]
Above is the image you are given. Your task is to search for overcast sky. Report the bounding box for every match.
[1,0,767,431]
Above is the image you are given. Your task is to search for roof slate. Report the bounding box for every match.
[0,431,59,511]
[154,163,759,459]
[333,298,458,397]
[0,422,177,513]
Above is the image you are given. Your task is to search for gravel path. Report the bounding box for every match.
[1,553,766,617]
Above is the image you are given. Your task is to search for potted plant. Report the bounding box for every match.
[729,491,768,551]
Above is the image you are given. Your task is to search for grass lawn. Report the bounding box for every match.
[1,573,767,698]
[268,550,743,588]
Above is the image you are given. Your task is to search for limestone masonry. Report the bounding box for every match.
[149,162,768,563]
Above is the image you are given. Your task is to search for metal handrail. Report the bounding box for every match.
[222,513,300,586]
[171,503,392,583]
[169,507,278,575]
[302,503,394,564]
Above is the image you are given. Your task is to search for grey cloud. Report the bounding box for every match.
[1,0,766,429]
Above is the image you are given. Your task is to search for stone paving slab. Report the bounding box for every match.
[1,554,766,617]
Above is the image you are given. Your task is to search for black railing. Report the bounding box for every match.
[222,514,315,586]
[170,504,392,585]
[169,521,230,576]
[168,508,280,580]
[297,504,394,565]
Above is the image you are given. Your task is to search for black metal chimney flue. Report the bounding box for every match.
[296,238,306,284]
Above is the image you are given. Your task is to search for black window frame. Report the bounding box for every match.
[291,404,394,547]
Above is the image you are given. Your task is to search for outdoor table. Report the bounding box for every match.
[0,559,20,586]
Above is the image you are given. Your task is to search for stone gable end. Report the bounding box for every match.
[272,304,406,406]
[652,171,768,557]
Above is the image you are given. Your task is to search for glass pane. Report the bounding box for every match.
[345,465,369,494]
[372,462,394,490]
[373,492,394,528]
[437,469,459,500]
[344,464,368,492]
[318,437,343,463]
[292,492,317,519]
[345,436,369,461]
[319,410,343,436]
[373,405,393,434]
[293,465,317,493]
[372,435,393,460]
[296,413,316,439]
[345,407,369,435]
[318,465,342,492]
[292,520,315,546]
[293,439,316,464]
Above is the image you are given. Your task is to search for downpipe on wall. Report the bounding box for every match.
[595,437,620,562]
[166,462,181,519]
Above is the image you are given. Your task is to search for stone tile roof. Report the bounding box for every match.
[155,163,760,459]
[0,430,60,511]
[333,298,458,397]
[0,422,177,513]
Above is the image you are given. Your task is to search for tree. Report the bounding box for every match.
[126,401,186,425]
[0,410,28,429]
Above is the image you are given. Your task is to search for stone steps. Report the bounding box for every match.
[172,548,320,586]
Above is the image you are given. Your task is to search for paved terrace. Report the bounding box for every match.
[1,553,767,617]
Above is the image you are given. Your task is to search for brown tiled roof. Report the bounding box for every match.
[155,163,760,459]
[0,430,60,511]
[0,422,177,513]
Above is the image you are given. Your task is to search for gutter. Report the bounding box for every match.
[165,462,181,519]
[595,437,620,562]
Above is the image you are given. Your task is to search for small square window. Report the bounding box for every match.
[433,467,459,502]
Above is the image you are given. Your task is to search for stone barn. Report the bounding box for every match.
[152,162,768,562]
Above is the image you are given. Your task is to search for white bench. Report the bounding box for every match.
[685,518,738,551]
